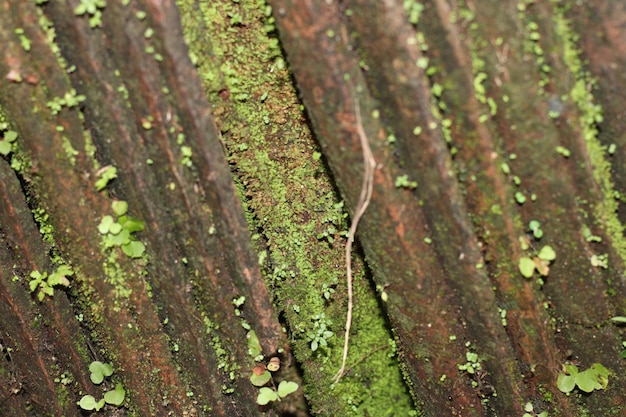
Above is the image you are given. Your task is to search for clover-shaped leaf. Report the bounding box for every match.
[109,222,123,235]
[108,229,131,246]
[588,363,609,389]
[575,369,601,393]
[277,381,298,398]
[122,240,145,258]
[257,387,279,405]
[98,215,115,234]
[557,371,576,393]
[89,361,113,384]
[0,131,18,156]
[111,200,128,216]
[104,383,126,406]
[79,395,105,411]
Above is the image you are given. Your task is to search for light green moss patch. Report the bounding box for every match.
[551,2,626,264]
[176,0,417,415]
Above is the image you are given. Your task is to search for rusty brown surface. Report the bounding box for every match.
[269,0,626,415]
[0,0,283,415]
[2,0,626,416]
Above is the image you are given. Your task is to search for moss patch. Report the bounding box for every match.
[176,0,417,415]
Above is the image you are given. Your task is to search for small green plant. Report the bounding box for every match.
[250,360,299,405]
[321,283,336,300]
[394,174,418,189]
[46,89,86,115]
[248,329,299,406]
[557,363,609,394]
[27,265,72,302]
[306,313,333,352]
[79,361,126,411]
[518,245,556,279]
[458,346,481,375]
[74,0,107,28]
[95,165,117,191]
[528,220,543,239]
[590,253,608,269]
[555,146,571,158]
[523,401,548,417]
[14,28,32,52]
[317,200,348,244]
[0,130,18,156]
[98,201,146,258]
[256,381,299,405]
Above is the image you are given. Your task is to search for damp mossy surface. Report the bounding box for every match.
[175,0,417,415]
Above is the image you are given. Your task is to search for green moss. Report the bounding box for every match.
[551,3,626,265]
[201,314,239,389]
[176,0,416,415]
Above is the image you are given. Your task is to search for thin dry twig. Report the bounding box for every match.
[333,98,376,384]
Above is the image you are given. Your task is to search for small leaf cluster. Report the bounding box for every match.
[317,200,348,244]
[250,361,298,406]
[0,130,18,156]
[306,313,333,352]
[74,0,107,28]
[557,363,609,394]
[394,174,418,189]
[248,330,299,406]
[95,165,117,191]
[518,245,556,278]
[256,381,299,405]
[27,265,72,302]
[79,361,126,411]
[46,89,86,115]
[98,200,146,258]
[518,221,556,280]
[458,347,481,375]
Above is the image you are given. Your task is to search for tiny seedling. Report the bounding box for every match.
[306,313,333,352]
[518,245,556,279]
[458,349,481,375]
[74,0,107,28]
[89,361,113,384]
[79,361,126,411]
[256,381,299,405]
[528,220,543,239]
[557,363,609,394]
[0,130,18,156]
[98,201,146,258]
[247,320,298,406]
[95,165,117,191]
[249,353,299,406]
[394,174,418,189]
[28,265,72,302]
[523,401,548,417]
